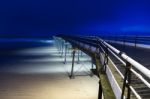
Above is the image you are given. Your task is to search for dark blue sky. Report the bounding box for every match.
[0,0,150,37]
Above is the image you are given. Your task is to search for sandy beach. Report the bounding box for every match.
[0,43,98,99]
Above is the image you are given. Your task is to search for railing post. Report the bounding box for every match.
[77,50,80,64]
[61,41,64,57]
[98,80,103,99]
[91,58,94,69]
[58,39,61,54]
[121,62,132,99]
[90,58,94,76]
[70,48,76,79]
[64,42,67,64]
[127,66,131,99]
[103,47,109,72]
[80,51,83,57]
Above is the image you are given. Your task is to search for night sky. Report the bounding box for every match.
[0,0,150,38]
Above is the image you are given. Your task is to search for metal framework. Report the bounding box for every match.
[53,35,150,99]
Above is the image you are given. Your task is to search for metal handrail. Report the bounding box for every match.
[58,35,150,79]
[98,40,142,99]
[55,35,150,98]
[99,35,150,45]
[98,37,150,79]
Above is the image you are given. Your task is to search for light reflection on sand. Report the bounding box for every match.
[0,42,98,99]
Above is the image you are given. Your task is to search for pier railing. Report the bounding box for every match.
[54,35,150,99]
[99,35,150,48]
